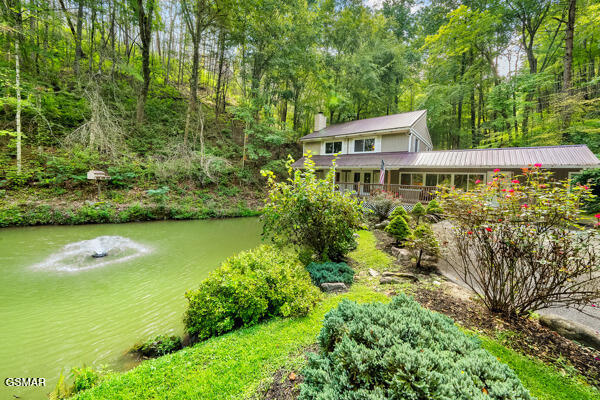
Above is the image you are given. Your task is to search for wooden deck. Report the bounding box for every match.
[337,183,437,204]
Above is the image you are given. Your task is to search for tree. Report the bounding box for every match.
[408,223,440,270]
[440,167,600,317]
[410,201,426,223]
[385,215,412,245]
[261,155,364,261]
[132,0,155,123]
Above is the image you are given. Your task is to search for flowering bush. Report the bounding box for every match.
[261,155,364,261]
[440,165,600,317]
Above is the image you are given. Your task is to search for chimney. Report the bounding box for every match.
[314,112,326,131]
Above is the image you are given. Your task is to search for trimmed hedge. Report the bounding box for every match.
[299,295,532,400]
[184,245,320,341]
[305,262,354,286]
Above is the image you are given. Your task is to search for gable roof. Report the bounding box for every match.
[292,145,600,169]
[300,110,428,141]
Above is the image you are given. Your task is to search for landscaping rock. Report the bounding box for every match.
[380,277,400,284]
[320,282,348,293]
[391,247,412,263]
[539,314,600,351]
[374,220,390,229]
[368,268,380,277]
[381,271,420,282]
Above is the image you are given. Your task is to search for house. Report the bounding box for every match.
[292,110,600,203]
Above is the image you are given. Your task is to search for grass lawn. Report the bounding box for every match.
[74,286,388,400]
[480,336,600,400]
[74,230,600,399]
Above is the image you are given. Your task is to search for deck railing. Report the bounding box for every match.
[337,183,438,203]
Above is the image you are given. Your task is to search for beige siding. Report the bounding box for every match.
[303,141,321,155]
[412,113,432,149]
[381,133,409,152]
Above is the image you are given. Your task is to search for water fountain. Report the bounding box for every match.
[31,236,151,272]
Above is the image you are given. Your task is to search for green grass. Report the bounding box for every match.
[74,230,600,400]
[348,230,394,271]
[479,335,600,400]
[73,286,388,400]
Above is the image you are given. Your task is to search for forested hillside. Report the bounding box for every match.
[1,0,599,224]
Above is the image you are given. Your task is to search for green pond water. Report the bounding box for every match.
[0,218,262,399]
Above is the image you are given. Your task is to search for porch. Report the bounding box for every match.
[337,182,437,203]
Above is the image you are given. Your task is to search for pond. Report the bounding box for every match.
[0,218,262,399]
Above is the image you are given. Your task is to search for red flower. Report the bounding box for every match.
[583,185,589,190]
[485,227,493,232]
[540,184,547,189]
[502,189,506,192]
[467,231,473,235]
[522,204,529,208]
[493,168,501,173]
[511,180,519,184]
[595,214,600,219]
[498,218,503,222]
[508,189,514,193]
[534,163,542,168]
[475,179,481,184]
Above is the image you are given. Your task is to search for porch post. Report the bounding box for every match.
[386,170,391,191]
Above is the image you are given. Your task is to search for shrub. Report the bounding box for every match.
[184,245,320,341]
[384,215,412,245]
[305,262,354,286]
[261,155,364,261]
[425,198,444,218]
[71,366,101,393]
[362,191,402,222]
[132,334,182,358]
[440,166,600,317]
[388,204,408,220]
[299,295,532,400]
[411,201,427,223]
[572,167,600,213]
[408,223,440,270]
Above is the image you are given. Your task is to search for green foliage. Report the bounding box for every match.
[388,204,408,220]
[408,223,440,270]
[184,245,320,341]
[261,156,364,261]
[440,167,600,316]
[305,262,354,286]
[384,215,412,244]
[362,191,403,222]
[71,366,101,393]
[133,335,183,358]
[425,198,443,216]
[299,295,532,400]
[572,168,600,213]
[411,201,427,222]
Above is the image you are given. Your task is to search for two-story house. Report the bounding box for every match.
[292,110,600,203]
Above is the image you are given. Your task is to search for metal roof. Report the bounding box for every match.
[300,110,427,141]
[291,145,600,169]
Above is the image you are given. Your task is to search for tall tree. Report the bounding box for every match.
[133,0,155,123]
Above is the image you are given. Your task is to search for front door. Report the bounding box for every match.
[363,172,371,193]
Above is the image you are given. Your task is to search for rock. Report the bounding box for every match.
[539,314,600,351]
[368,268,380,277]
[380,277,400,284]
[391,247,412,263]
[381,271,419,282]
[320,282,348,293]
[92,251,108,258]
[374,220,390,229]
[353,233,360,238]
[433,280,442,286]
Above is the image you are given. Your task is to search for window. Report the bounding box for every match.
[325,141,342,154]
[426,174,437,186]
[353,172,361,183]
[354,138,375,152]
[469,174,485,189]
[438,174,451,186]
[415,139,420,152]
[400,173,411,185]
[411,173,424,186]
[454,174,468,191]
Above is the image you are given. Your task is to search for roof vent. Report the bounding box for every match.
[314,112,326,132]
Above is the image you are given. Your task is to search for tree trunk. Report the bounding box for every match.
[135,0,154,124]
[563,0,576,93]
[74,0,84,75]
[15,12,22,174]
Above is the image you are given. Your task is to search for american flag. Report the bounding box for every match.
[379,160,385,185]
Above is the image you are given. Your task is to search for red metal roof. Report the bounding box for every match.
[291,145,600,169]
[300,110,427,141]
